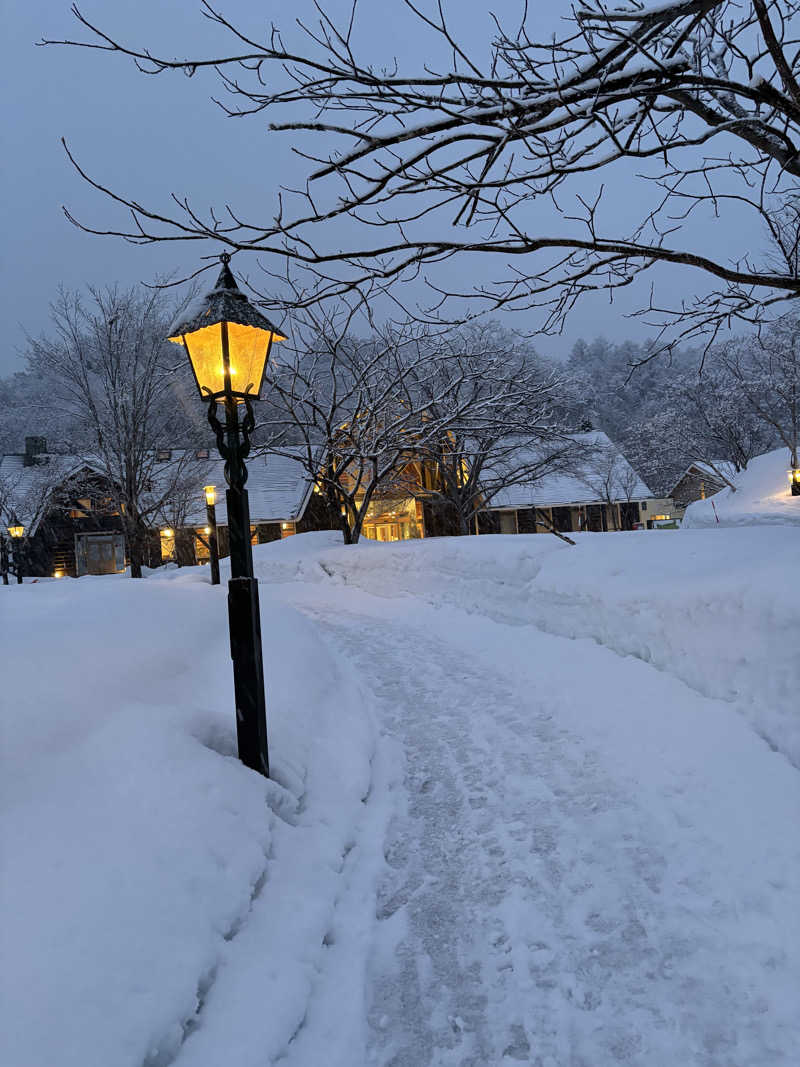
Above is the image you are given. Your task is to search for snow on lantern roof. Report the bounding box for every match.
[167,255,285,339]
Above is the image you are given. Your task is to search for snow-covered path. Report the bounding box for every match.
[284,580,799,1067]
[4,531,798,1067]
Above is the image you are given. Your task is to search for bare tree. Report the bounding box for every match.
[26,286,205,577]
[262,283,466,544]
[401,324,579,535]
[578,440,646,528]
[45,1,800,351]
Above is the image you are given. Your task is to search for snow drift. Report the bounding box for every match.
[682,446,800,528]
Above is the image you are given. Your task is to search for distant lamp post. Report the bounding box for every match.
[168,253,285,778]
[204,485,221,586]
[1,534,9,585]
[7,515,25,585]
[789,465,800,496]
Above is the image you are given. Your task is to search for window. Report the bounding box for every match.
[156,450,172,462]
[194,529,211,562]
[160,528,176,562]
[195,448,209,460]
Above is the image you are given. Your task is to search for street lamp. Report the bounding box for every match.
[789,466,800,497]
[204,485,221,585]
[7,514,25,585]
[168,253,285,778]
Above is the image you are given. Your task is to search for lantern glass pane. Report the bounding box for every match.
[173,323,225,397]
[226,322,273,397]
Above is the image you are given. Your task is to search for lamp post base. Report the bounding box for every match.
[228,575,270,777]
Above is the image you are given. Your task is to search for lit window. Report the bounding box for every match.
[160,528,176,562]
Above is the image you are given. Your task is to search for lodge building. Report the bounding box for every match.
[1,432,674,579]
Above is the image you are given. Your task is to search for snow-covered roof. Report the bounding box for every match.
[487,431,653,510]
[669,460,735,493]
[682,448,800,528]
[0,447,315,533]
[175,448,315,527]
[0,453,107,534]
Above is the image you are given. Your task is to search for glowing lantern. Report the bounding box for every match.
[7,519,24,540]
[167,254,285,403]
[789,466,800,496]
[204,485,216,506]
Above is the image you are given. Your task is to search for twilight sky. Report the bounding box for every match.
[1,0,761,378]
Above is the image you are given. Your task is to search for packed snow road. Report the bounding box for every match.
[283,578,798,1067]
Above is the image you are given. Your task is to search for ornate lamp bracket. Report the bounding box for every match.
[207,395,256,491]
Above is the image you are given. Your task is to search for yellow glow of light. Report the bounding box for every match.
[53,570,63,579]
[203,526,211,535]
[204,485,216,506]
[788,468,800,484]
[168,321,285,399]
[8,524,24,539]
[161,528,174,538]
[281,522,290,529]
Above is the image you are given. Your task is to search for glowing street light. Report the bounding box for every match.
[203,485,220,586]
[168,254,285,778]
[7,514,25,584]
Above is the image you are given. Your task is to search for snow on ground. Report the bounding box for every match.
[1,526,798,1066]
[683,446,800,528]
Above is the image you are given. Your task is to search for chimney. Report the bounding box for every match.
[24,436,47,467]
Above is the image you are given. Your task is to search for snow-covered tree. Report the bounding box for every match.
[401,324,579,536]
[718,313,800,467]
[26,286,206,577]
[262,287,461,544]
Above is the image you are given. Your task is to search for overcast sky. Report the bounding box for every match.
[1,0,762,380]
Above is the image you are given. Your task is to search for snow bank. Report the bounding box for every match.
[0,567,381,1067]
[259,527,800,767]
[2,524,797,1065]
[683,446,800,527]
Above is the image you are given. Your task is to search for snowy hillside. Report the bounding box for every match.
[2,529,798,1067]
[683,447,800,527]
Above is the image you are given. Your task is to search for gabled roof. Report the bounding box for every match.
[172,447,315,527]
[668,459,734,495]
[486,430,653,510]
[0,453,108,534]
[0,447,316,534]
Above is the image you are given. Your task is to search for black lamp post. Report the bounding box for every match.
[7,515,25,585]
[204,485,221,585]
[168,253,285,778]
[1,536,9,585]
